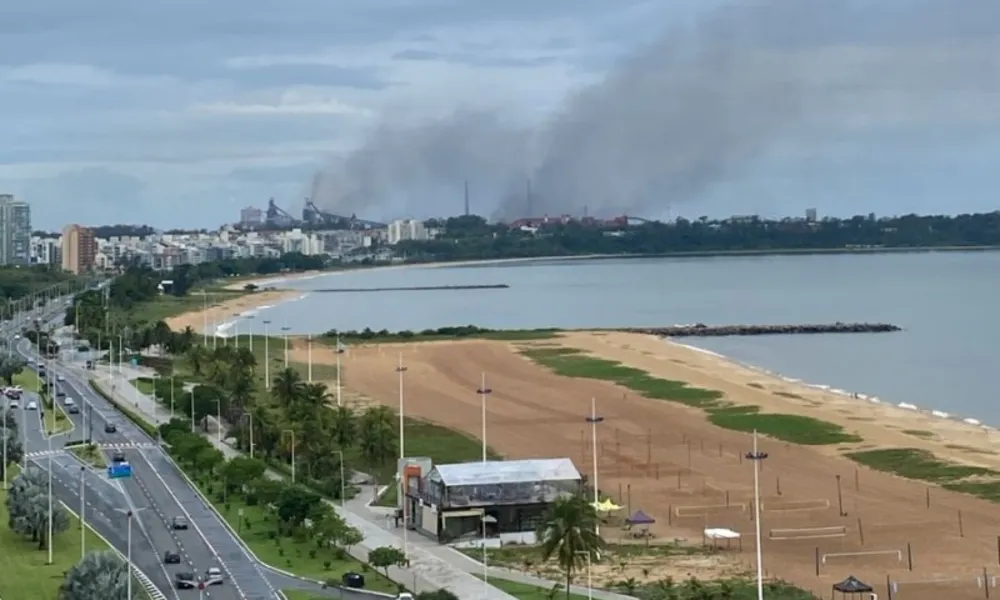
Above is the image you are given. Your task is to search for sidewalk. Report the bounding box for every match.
[90,371,520,600]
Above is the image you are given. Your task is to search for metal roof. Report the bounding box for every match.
[432,458,581,486]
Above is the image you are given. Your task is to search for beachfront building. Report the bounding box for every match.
[403,457,582,544]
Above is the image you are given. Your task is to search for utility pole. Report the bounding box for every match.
[477,373,492,462]
[746,430,769,600]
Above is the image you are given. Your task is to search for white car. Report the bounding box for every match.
[63,397,75,407]
[13,334,19,340]
[396,594,414,600]
[204,567,224,586]
[56,375,65,382]
[8,400,18,409]
[26,401,37,410]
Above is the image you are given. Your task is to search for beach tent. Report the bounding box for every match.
[703,528,742,551]
[831,575,873,599]
[626,510,655,525]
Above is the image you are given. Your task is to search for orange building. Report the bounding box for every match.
[61,224,97,274]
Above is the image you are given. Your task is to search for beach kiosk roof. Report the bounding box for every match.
[626,510,655,525]
[831,575,873,598]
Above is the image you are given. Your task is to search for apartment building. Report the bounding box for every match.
[0,194,32,265]
[61,224,98,274]
[387,219,428,245]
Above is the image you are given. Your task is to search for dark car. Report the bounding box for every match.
[163,550,181,564]
[111,450,126,463]
[67,405,80,414]
[175,572,197,589]
[171,516,189,530]
[342,572,366,589]
[56,390,65,398]
[104,423,117,433]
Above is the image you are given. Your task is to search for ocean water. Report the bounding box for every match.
[236,251,1000,424]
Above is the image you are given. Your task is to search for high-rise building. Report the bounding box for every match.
[0,194,32,265]
[387,219,428,245]
[61,224,98,274]
[240,206,263,228]
[805,208,818,222]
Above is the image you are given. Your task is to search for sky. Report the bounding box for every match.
[1,0,999,230]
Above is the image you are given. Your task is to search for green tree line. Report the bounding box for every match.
[399,212,1000,261]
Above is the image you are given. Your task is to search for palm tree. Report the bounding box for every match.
[537,494,605,599]
[330,405,358,449]
[272,368,305,408]
[358,406,397,468]
[187,345,207,376]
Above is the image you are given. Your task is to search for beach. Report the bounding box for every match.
[164,289,301,333]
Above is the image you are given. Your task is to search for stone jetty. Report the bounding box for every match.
[623,322,901,337]
[314,284,509,293]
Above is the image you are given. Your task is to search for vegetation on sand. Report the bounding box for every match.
[521,348,861,445]
[845,447,1000,502]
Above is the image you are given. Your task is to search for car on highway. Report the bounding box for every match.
[204,567,224,586]
[111,450,126,462]
[13,334,19,340]
[68,404,80,414]
[56,390,65,398]
[171,516,189,530]
[163,550,181,564]
[26,401,37,410]
[396,593,414,600]
[104,423,117,433]
[56,375,64,382]
[174,572,198,590]
[8,399,18,408]
[63,397,74,407]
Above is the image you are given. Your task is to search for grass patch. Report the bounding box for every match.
[68,443,107,468]
[13,369,41,391]
[772,391,804,400]
[192,477,397,593]
[281,591,326,600]
[0,466,120,600]
[130,377,156,395]
[845,448,1000,495]
[39,392,73,436]
[747,382,765,389]
[126,290,247,324]
[902,429,935,439]
[521,348,861,446]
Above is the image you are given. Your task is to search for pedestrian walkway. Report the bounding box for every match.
[89,370,519,599]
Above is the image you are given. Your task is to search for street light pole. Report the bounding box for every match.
[216,399,222,443]
[242,413,255,458]
[307,334,313,382]
[263,320,271,389]
[170,375,175,420]
[247,315,255,352]
[477,373,492,462]
[746,430,769,600]
[189,390,195,433]
[282,326,290,368]
[47,433,53,564]
[112,509,143,600]
[232,313,240,348]
[201,291,208,346]
[575,551,593,600]
[586,397,604,539]
[80,465,86,559]
[335,337,344,406]
[333,449,346,508]
[2,395,7,491]
[396,354,407,554]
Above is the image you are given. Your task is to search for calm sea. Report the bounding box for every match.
[237,252,1000,424]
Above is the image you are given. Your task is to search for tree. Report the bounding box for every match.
[7,467,71,549]
[358,406,397,468]
[272,368,306,408]
[537,495,605,599]
[0,355,26,385]
[330,405,358,449]
[59,550,137,600]
[275,485,322,532]
[1,430,24,481]
[368,546,407,578]
[220,456,267,495]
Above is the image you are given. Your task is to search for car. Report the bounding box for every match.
[163,550,181,564]
[56,375,64,382]
[174,572,197,590]
[8,400,18,409]
[342,572,366,588]
[104,423,117,433]
[171,516,189,530]
[68,405,80,414]
[62,397,74,407]
[396,594,414,600]
[204,567,224,586]
[26,401,37,410]
[13,334,19,340]
[111,450,126,463]
[56,390,65,398]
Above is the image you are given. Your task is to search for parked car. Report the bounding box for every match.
[163,550,181,564]
[342,572,365,589]
[171,516,189,530]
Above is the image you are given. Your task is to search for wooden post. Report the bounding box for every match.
[854,468,860,491]
[750,501,755,522]
[700,439,705,454]
[615,429,621,479]
[776,477,782,496]
[926,487,931,508]
[907,542,913,571]
[886,574,893,600]
[627,484,632,514]
[687,440,692,469]
[857,518,865,545]
[815,547,820,576]
[959,510,965,538]
[668,505,672,526]
[718,443,723,457]
[725,490,730,508]
[996,536,999,565]
[655,463,660,480]
[985,566,991,599]
[646,429,652,465]
[836,475,845,516]
[676,469,682,490]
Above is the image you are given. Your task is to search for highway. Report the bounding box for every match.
[6,301,366,600]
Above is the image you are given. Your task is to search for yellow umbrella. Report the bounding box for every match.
[596,499,622,513]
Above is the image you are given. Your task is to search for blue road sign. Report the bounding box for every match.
[108,462,132,479]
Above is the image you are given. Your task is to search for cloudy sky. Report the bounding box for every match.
[1,0,999,230]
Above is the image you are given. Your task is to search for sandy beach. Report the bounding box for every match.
[165,289,301,333]
[283,331,1000,597]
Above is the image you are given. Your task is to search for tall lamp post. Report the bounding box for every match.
[333,449,346,508]
[201,291,208,346]
[586,397,604,539]
[241,413,255,458]
[46,432,53,564]
[745,430,769,600]
[262,320,272,389]
[335,337,345,406]
[113,508,144,600]
[2,394,7,490]
[575,551,594,600]
[281,430,296,483]
[281,325,290,368]
[246,315,255,352]
[306,334,313,382]
[79,465,86,559]
[232,313,241,348]
[477,373,492,462]
[396,355,408,557]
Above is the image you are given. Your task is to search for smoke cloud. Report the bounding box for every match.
[311,0,1000,221]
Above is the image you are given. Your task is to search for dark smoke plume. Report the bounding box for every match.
[311,0,1000,221]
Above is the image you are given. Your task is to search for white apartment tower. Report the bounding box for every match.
[387,219,427,245]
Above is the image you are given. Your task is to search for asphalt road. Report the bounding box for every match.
[6,305,368,600]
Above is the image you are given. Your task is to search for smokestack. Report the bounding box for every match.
[464,180,470,216]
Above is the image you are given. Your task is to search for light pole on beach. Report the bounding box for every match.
[201,291,208,346]
[477,373,492,463]
[335,336,345,406]
[586,397,604,539]
[281,326,291,368]
[246,315,255,352]
[262,320,272,389]
[232,313,241,348]
[745,430,769,600]
[307,334,313,382]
